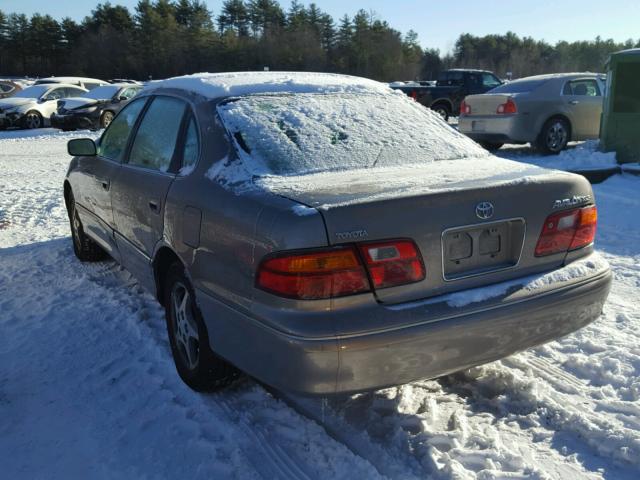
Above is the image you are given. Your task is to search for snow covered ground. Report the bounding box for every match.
[497,141,618,172]
[0,131,638,479]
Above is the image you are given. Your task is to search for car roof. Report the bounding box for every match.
[143,72,392,100]
[27,83,88,90]
[510,72,602,83]
[445,68,494,74]
[36,77,107,84]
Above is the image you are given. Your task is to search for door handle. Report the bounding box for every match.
[148,200,160,213]
[569,100,580,105]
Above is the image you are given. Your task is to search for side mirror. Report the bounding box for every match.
[118,95,128,101]
[68,138,97,157]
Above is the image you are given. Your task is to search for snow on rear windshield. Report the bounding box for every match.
[217,93,487,177]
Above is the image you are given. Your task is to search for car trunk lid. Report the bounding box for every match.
[464,93,514,116]
[259,157,593,304]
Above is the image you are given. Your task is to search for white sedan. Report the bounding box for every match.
[0,83,88,129]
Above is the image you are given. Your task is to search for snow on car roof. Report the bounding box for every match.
[510,72,602,83]
[36,76,107,84]
[144,71,393,99]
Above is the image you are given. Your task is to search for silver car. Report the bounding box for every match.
[64,72,611,395]
[459,73,606,153]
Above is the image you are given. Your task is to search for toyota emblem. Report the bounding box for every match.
[476,202,494,220]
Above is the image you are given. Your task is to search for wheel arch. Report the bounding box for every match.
[152,245,186,306]
[63,180,73,215]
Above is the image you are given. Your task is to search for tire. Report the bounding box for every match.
[479,142,504,151]
[23,110,43,129]
[68,193,107,262]
[431,103,450,121]
[100,110,115,129]
[164,262,240,392]
[535,117,570,154]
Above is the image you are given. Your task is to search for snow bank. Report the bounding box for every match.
[499,140,617,171]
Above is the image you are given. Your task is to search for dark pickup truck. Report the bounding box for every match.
[391,69,503,120]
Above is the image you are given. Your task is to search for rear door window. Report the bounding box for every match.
[97,98,147,161]
[563,79,601,96]
[482,73,502,89]
[127,96,186,172]
[64,87,88,97]
[44,88,64,101]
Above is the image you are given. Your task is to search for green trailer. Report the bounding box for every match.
[600,48,640,163]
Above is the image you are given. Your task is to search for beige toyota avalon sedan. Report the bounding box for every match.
[459,73,606,153]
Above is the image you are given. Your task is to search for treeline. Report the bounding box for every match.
[0,1,637,82]
[450,33,639,78]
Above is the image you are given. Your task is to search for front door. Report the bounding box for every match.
[110,95,189,290]
[75,97,148,260]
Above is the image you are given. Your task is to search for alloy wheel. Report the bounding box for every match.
[545,121,567,152]
[102,112,114,128]
[25,112,42,129]
[71,205,83,251]
[171,282,200,370]
[434,107,448,120]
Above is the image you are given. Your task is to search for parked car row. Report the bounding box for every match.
[0,76,142,130]
[394,70,607,154]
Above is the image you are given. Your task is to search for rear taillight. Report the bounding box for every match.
[257,247,369,300]
[460,99,471,116]
[535,206,597,257]
[410,91,418,101]
[359,240,426,289]
[257,240,425,299]
[496,98,517,114]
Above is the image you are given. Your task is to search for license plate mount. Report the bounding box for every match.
[442,219,525,281]
[472,120,486,132]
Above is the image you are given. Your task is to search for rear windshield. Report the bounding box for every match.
[489,80,547,94]
[217,93,486,176]
[83,85,120,99]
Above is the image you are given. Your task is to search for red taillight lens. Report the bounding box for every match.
[256,247,370,299]
[460,100,471,116]
[497,98,517,114]
[535,206,597,257]
[359,240,426,289]
[257,240,426,299]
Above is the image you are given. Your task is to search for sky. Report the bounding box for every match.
[1,0,638,54]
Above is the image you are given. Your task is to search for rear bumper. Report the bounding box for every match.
[459,115,533,143]
[197,253,611,395]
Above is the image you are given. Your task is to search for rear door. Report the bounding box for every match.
[562,78,603,138]
[110,95,189,290]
